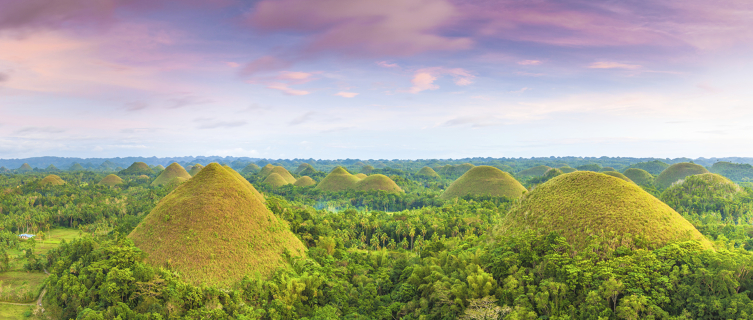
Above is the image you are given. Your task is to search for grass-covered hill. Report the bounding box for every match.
[709,161,753,182]
[39,174,66,187]
[623,168,653,186]
[628,160,670,175]
[266,166,296,184]
[155,165,165,171]
[437,163,474,177]
[354,174,403,193]
[68,163,85,171]
[137,174,150,180]
[602,171,634,183]
[294,176,316,187]
[189,164,204,176]
[518,165,551,177]
[599,167,616,172]
[576,164,601,172]
[656,162,710,189]
[242,163,261,174]
[97,174,123,187]
[417,166,439,178]
[660,173,747,221]
[440,166,526,200]
[264,173,290,188]
[259,164,275,177]
[17,163,32,173]
[498,171,712,249]
[559,166,577,173]
[315,167,361,192]
[152,163,192,186]
[127,163,305,286]
[294,163,316,176]
[361,165,375,174]
[354,173,367,179]
[46,164,59,171]
[222,165,266,204]
[119,162,154,176]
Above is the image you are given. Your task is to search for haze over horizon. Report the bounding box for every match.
[1,0,752,159]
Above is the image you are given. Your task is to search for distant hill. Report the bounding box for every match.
[417,167,439,178]
[259,164,275,177]
[437,163,474,178]
[315,167,360,192]
[39,175,66,187]
[354,174,403,193]
[660,173,745,219]
[602,171,634,183]
[263,173,290,188]
[294,176,316,187]
[97,174,124,187]
[119,162,154,176]
[128,163,305,286]
[361,165,375,174]
[627,160,670,175]
[294,163,316,175]
[656,163,710,189]
[152,163,192,186]
[242,163,260,174]
[709,161,753,182]
[68,163,85,171]
[354,173,367,179]
[17,163,32,173]
[441,166,526,199]
[559,166,577,173]
[189,164,204,176]
[498,171,712,250]
[623,168,653,186]
[518,165,551,177]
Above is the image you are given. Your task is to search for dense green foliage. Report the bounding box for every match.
[710,161,753,182]
[518,165,551,177]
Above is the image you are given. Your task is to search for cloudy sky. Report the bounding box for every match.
[1,0,752,159]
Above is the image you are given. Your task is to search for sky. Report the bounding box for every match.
[1,0,752,160]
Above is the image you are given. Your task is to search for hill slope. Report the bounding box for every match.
[264,173,290,188]
[518,165,551,177]
[39,175,66,187]
[498,171,711,249]
[656,163,710,189]
[602,171,634,183]
[315,167,360,192]
[189,164,204,176]
[222,165,265,204]
[120,162,154,176]
[242,163,260,174]
[268,166,296,184]
[294,176,316,187]
[152,163,192,186]
[417,166,439,178]
[354,174,403,193]
[441,166,526,199]
[128,163,305,286]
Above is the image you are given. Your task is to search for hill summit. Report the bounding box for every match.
[655,163,710,189]
[498,171,711,249]
[417,167,439,178]
[294,176,316,187]
[39,174,66,187]
[188,164,204,176]
[120,162,154,176]
[441,166,526,199]
[623,168,653,186]
[152,163,192,186]
[18,163,33,173]
[315,167,360,192]
[355,174,403,193]
[128,163,304,286]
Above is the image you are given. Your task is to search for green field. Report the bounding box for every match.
[0,305,41,320]
[0,272,45,303]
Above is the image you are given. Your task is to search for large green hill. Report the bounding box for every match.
[417,166,439,178]
[294,176,316,187]
[498,171,712,249]
[128,163,305,286]
[655,163,710,189]
[242,163,260,174]
[623,168,653,186]
[441,166,526,199]
[660,173,744,218]
[354,174,403,193]
[315,167,360,192]
[152,163,192,186]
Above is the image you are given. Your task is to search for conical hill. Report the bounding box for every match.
[242,163,261,174]
[315,167,360,192]
[441,166,526,199]
[69,163,85,171]
[39,175,66,187]
[264,173,290,188]
[660,173,744,216]
[623,168,653,186]
[355,174,403,193]
[656,163,710,189]
[155,165,165,171]
[18,163,32,173]
[498,171,712,250]
[120,162,154,175]
[354,173,367,179]
[294,176,316,187]
[518,165,551,177]
[294,163,315,174]
[417,166,439,178]
[128,163,305,286]
[259,164,275,177]
[222,165,265,204]
[361,165,375,174]
[559,166,577,173]
[152,163,192,186]
[98,174,124,187]
[268,166,296,184]
[602,171,634,184]
[189,164,204,176]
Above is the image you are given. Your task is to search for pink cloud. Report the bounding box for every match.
[247,0,472,56]
[377,61,399,68]
[588,62,642,69]
[407,67,474,93]
[518,60,542,65]
[335,92,358,98]
[267,83,310,96]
